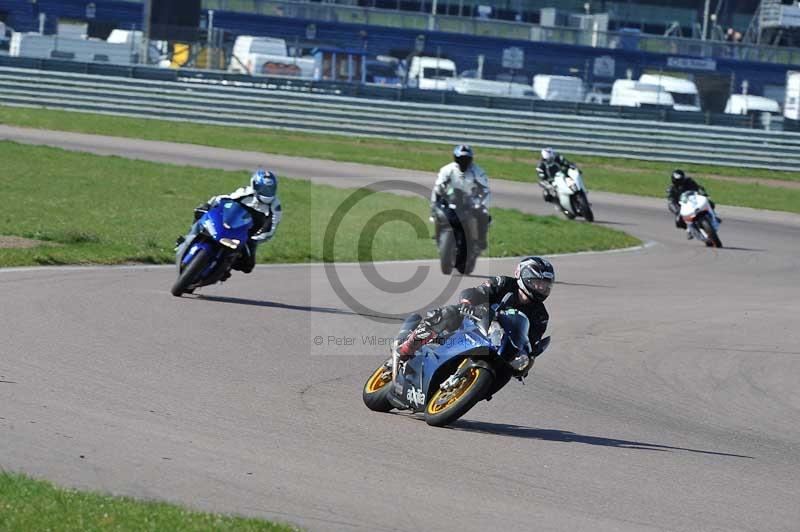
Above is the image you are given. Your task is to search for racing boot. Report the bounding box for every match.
[395,326,438,362]
[174,235,185,250]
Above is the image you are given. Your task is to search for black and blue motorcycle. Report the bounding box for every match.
[171,199,253,297]
[363,294,550,427]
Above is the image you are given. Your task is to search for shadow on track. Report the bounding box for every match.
[450,420,754,459]
[192,294,405,322]
[556,280,614,289]
[719,246,767,252]
[595,220,634,226]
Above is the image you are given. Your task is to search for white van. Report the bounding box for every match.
[610,79,674,108]
[228,35,313,78]
[785,71,800,121]
[638,74,701,111]
[407,56,457,90]
[724,94,781,115]
[532,75,584,102]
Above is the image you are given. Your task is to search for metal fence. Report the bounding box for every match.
[1,54,786,131]
[0,65,798,171]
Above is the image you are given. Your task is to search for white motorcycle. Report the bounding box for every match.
[675,191,722,248]
[543,167,594,222]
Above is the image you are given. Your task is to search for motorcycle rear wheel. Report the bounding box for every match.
[425,363,493,427]
[171,247,210,297]
[362,359,394,412]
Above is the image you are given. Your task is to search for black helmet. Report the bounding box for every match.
[671,169,686,185]
[515,256,555,302]
[453,144,473,172]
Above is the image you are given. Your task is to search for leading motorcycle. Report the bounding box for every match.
[362,294,550,427]
[171,199,254,296]
[431,186,488,276]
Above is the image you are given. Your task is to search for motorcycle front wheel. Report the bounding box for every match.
[577,192,594,222]
[425,362,493,427]
[362,359,394,412]
[700,218,723,248]
[439,231,455,275]
[171,247,210,297]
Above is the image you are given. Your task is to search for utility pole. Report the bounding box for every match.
[141,0,152,64]
[701,0,711,41]
[428,0,438,31]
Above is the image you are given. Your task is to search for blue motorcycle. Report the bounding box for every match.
[363,294,550,427]
[171,199,253,297]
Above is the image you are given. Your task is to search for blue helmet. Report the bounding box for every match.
[251,169,278,205]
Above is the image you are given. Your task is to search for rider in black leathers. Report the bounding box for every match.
[667,169,718,228]
[393,257,554,374]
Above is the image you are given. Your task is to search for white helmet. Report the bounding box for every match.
[541,147,555,162]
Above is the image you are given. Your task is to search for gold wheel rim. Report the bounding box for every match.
[427,368,481,415]
[365,364,391,394]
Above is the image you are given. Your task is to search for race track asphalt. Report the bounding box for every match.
[1,126,799,531]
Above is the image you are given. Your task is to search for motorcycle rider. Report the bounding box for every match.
[537,147,574,203]
[667,169,719,236]
[432,144,492,250]
[178,168,282,274]
[392,256,554,374]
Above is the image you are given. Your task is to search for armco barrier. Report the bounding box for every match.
[0,54,775,130]
[0,66,798,171]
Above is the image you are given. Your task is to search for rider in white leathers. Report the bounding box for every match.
[181,169,282,274]
[432,145,491,248]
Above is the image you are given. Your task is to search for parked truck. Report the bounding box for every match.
[406,56,457,90]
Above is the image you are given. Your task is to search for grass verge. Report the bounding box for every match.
[0,141,639,267]
[0,470,296,531]
[1,106,799,215]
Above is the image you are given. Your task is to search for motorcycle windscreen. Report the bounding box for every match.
[220,199,253,230]
[497,309,531,357]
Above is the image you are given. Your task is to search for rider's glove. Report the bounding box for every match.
[458,302,474,317]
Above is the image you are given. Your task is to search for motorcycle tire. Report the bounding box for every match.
[463,252,477,276]
[439,231,455,275]
[362,359,394,412]
[578,192,594,222]
[171,247,210,297]
[424,362,493,427]
[700,218,723,248]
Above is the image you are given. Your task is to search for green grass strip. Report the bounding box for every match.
[0,141,639,267]
[0,470,296,531]
[1,105,798,214]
